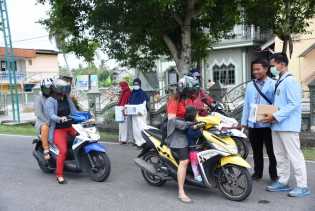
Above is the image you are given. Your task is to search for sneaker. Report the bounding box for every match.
[266,181,292,192]
[194,175,203,183]
[288,187,311,197]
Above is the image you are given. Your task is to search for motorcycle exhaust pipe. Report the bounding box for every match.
[134,158,157,175]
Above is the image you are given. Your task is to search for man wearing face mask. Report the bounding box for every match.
[128,78,149,147]
[270,65,279,79]
[264,53,310,197]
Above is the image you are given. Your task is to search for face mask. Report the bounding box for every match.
[133,85,140,90]
[270,66,279,78]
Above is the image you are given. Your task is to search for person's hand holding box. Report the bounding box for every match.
[255,105,277,123]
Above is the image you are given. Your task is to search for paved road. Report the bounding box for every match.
[0,134,314,211]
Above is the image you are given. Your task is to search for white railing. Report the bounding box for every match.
[0,72,26,82]
[220,25,272,43]
[0,71,58,83]
[25,72,58,82]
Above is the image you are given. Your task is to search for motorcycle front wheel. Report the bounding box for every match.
[216,164,252,201]
[141,152,167,186]
[87,151,111,182]
[235,138,249,159]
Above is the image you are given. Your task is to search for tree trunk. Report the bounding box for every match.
[162,0,198,76]
[282,39,288,55]
[62,53,73,77]
[180,24,192,76]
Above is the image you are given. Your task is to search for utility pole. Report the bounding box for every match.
[0,0,20,122]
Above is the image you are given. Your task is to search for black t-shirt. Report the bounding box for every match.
[55,97,72,129]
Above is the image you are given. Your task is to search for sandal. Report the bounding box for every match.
[56,177,67,184]
[43,150,50,160]
[178,195,193,203]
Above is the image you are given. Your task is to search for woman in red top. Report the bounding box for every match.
[118,81,131,144]
[166,77,195,203]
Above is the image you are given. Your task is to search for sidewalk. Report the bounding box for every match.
[0,112,35,124]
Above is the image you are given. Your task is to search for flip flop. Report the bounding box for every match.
[178,196,193,203]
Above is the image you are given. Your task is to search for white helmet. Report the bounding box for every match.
[40,78,54,97]
[52,78,71,95]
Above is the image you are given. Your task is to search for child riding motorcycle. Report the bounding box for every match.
[185,106,204,183]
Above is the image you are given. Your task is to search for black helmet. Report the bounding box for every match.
[177,76,199,95]
[52,79,71,95]
[40,78,54,97]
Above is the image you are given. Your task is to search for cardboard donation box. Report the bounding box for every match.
[125,103,146,115]
[256,105,277,122]
[115,106,125,122]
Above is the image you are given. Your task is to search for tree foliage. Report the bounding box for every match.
[38,0,241,74]
[242,0,315,57]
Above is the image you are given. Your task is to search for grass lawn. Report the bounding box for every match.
[0,124,118,142]
[0,123,35,136]
[302,148,315,161]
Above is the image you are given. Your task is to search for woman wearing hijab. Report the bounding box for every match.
[118,81,131,144]
[128,78,149,147]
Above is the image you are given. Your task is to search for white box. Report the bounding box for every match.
[249,104,277,122]
[125,103,146,115]
[256,104,277,122]
[115,106,125,122]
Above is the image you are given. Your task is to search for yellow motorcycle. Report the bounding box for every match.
[134,115,252,201]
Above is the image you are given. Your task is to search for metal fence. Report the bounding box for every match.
[0,72,26,82]
[0,91,39,114]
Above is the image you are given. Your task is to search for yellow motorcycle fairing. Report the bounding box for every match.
[196,115,221,129]
[220,155,251,168]
[202,130,237,150]
[142,130,178,167]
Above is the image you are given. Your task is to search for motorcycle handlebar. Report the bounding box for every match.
[192,122,206,130]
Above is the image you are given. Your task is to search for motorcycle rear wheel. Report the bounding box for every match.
[37,160,54,174]
[217,164,252,201]
[141,152,167,187]
[88,151,111,182]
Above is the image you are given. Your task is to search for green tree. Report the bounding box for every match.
[242,0,315,57]
[38,0,241,75]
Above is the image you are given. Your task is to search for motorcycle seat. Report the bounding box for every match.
[145,128,162,140]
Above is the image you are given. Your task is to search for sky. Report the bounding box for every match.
[4,0,117,69]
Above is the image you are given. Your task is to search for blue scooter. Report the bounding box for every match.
[33,112,111,182]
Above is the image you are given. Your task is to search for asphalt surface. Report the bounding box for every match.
[0,134,314,211]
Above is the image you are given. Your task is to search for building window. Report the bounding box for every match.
[0,60,17,71]
[1,61,5,71]
[28,59,32,65]
[212,63,235,85]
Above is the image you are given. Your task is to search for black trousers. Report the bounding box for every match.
[248,128,278,179]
